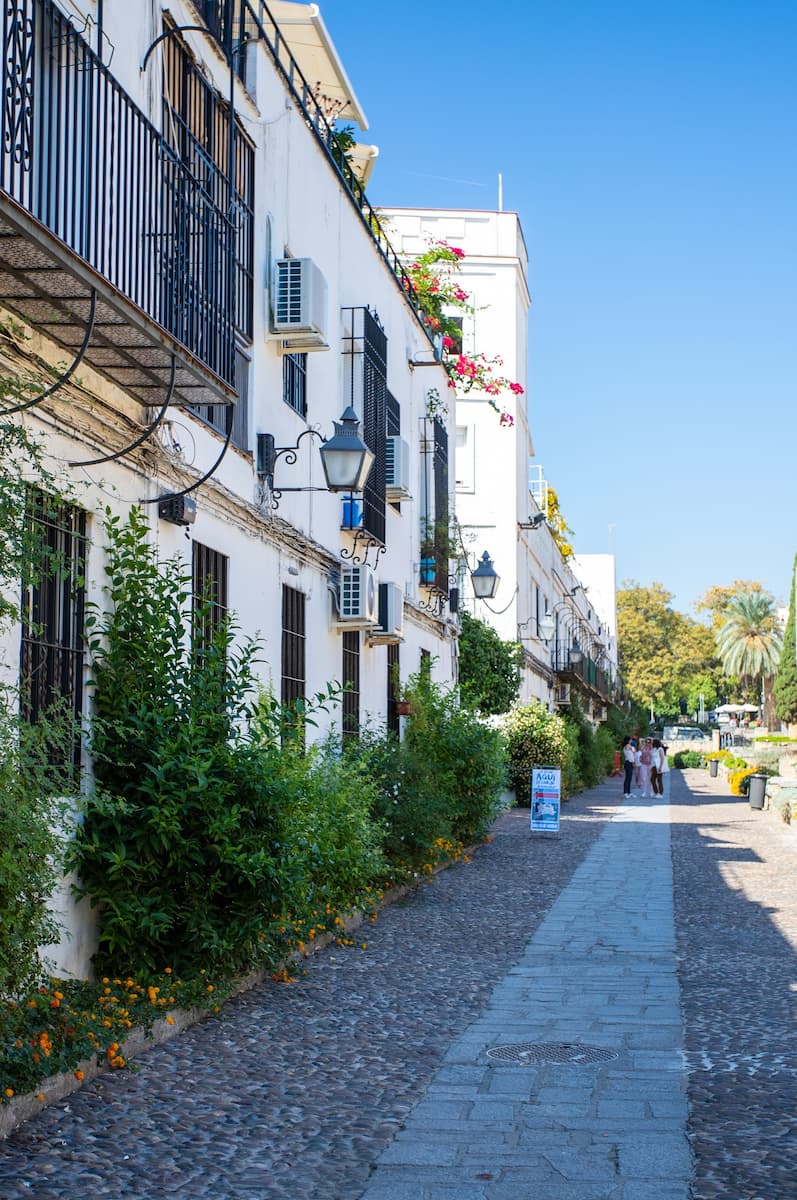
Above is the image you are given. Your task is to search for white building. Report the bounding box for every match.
[379,207,617,719]
[0,0,457,975]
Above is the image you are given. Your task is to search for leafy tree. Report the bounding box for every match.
[717,591,783,726]
[617,581,682,713]
[618,580,724,718]
[458,611,522,715]
[696,580,765,633]
[773,556,797,726]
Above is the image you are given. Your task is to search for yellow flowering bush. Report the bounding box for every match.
[0,969,229,1103]
[729,767,757,796]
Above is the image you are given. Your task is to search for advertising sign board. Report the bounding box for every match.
[530,766,561,833]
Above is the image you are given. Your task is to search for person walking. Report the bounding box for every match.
[622,736,635,798]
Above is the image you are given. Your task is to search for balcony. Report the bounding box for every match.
[0,0,241,412]
[553,650,610,701]
[199,0,436,347]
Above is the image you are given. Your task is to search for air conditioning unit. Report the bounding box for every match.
[369,583,404,644]
[385,436,412,501]
[271,258,328,349]
[338,564,378,626]
[554,683,571,706]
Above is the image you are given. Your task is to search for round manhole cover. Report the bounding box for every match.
[486,1042,618,1066]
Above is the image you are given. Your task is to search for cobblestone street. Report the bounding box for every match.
[0,771,794,1199]
[671,769,797,1200]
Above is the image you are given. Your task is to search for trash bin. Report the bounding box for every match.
[709,759,719,778]
[748,773,767,810]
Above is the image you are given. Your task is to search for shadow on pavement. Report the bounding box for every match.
[670,768,797,1200]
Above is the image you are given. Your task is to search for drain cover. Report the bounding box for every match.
[486,1042,618,1066]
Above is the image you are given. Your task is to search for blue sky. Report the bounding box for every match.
[325,1,797,615]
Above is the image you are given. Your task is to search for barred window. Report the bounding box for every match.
[192,542,229,654]
[342,630,360,740]
[386,642,400,736]
[283,352,308,417]
[282,585,306,727]
[20,493,87,771]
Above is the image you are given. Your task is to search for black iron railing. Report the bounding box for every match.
[200,0,435,344]
[553,651,610,699]
[0,0,240,387]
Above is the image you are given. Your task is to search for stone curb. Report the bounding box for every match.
[0,851,479,1140]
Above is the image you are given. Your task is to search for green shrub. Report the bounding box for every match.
[273,738,386,918]
[502,701,570,800]
[70,511,297,976]
[673,750,704,769]
[401,664,507,846]
[457,611,522,715]
[562,696,605,793]
[346,669,507,867]
[0,710,70,998]
[595,725,617,775]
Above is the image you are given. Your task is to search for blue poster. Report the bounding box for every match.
[530,767,561,832]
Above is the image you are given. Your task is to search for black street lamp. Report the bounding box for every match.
[471,551,500,600]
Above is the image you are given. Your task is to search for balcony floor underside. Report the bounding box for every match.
[0,206,236,413]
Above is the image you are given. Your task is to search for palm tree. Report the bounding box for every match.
[717,592,783,726]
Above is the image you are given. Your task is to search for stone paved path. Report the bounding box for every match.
[0,771,795,1200]
[359,793,690,1200]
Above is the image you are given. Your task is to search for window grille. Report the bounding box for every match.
[192,542,229,654]
[387,642,400,736]
[20,493,87,771]
[283,352,308,417]
[432,418,450,593]
[342,307,386,544]
[281,585,306,726]
[386,390,401,513]
[342,630,360,740]
[187,345,250,449]
[161,21,255,343]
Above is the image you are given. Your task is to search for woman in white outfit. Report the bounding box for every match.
[660,743,670,798]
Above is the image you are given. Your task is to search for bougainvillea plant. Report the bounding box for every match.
[403,241,522,426]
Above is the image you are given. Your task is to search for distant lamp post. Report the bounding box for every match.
[471,551,500,600]
[539,612,556,641]
[568,638,585,666]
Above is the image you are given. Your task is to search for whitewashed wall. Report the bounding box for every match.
[2,2,457,978]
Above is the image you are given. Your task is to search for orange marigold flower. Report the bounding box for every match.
[37,1094,45,1103]
[4,1088,14,1098]
[165,1015,175,1025]
[74,1070,85,1081]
